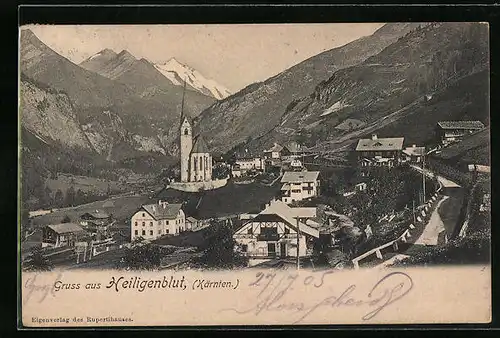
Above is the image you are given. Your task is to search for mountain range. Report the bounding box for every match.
[79,50,231,100]
[19,23,490,209]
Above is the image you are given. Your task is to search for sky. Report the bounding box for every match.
[24,24,384,92]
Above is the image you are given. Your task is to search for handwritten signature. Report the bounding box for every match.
[220,271,413,323]
[22,272,63,305]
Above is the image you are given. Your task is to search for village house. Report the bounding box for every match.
[79,210,112,234]
[130,200,186,241]
[231,164,243,178]
[233,199,319,266]
[436,120,485,146]
[355,134,405,168]
[41,223,86,248]
[263,143,284,165]
[234,155,266,173]
[281,141,304,160]
[402,145,426,164]
[186,216,205,231]
[280,171,320,204]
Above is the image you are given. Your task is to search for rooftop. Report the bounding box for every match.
[142,202,183,221]
[284,141,302,153]
[355,136,404,152]
[403,146,426,156]
[281,171,320,183]
[242,200,319,238]
[437,121,485,130]
[81,211,110,219]
[191,135,210,154]
[264,143,284,153]
[47,223,85,234]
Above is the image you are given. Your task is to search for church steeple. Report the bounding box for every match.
[179,77,192,183]
[179,78,188,125]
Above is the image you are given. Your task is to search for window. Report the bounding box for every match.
[166,220,170,225]
[166,229,169,234]
[142,222,145,226]
[184,128,189,135]
[200,157,203,171]
[241,244,248,252]
[247,227,253,234]
[142,230,145,236]
[134,230,138,235]
[150,230,153,236]
[150,222,153,226]
[285,228,290,234]
[158,221,162,225]
[142,213,145,217]
[158,230,161,235]
[134,222,138,226]
[194,157,198,171]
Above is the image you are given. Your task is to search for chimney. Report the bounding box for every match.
[371,134,378,141]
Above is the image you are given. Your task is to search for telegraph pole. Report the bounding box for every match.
[413,199,416,224]
[296,217,300,270]
[422,150,426,204]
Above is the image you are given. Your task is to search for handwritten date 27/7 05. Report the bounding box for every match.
[220,270,414,323]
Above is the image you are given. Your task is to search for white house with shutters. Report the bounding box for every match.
[280,171,320,204]
[233,199,319,266]
[130,200,186,241]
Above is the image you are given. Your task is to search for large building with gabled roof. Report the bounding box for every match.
[233,199,319,266]
[355,133,405,168]
[130,200,186,241]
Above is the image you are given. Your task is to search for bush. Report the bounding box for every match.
[23,247,53,272]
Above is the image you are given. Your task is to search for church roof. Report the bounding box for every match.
[191,135,210,154]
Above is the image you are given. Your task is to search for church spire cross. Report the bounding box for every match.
[180,77,187,125]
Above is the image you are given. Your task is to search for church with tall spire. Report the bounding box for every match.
[179,80,213,183]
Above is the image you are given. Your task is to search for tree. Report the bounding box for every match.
[212,164,229,180]
[121,243,175,270]
[75,189,85,205]
[65,186,76,207]
[195,220,248,269]
[42,186,53,208]
[61,215,71,223]
[54,189,64,208]
[334,226,364,259]
[23,247,53,272]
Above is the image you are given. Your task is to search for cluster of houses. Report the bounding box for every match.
[41,210,115,249]
[354,120,485,169]
[34,119,486,268]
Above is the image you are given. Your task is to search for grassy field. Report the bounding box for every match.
[156,181,282,219]
[45,173,128,194]
[31,193,153,227]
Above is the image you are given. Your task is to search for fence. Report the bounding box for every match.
[351,173,443,270]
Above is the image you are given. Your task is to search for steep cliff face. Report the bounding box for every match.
[249,22,489,153]
[20,29,214,160]
[20,78,93,151]
[194,23,426,153]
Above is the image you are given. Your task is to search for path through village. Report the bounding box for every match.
[373,165,462,269]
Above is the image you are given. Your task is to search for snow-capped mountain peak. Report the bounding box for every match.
[154,58,232,100]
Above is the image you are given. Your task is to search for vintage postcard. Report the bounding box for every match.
[18,22,491,327]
